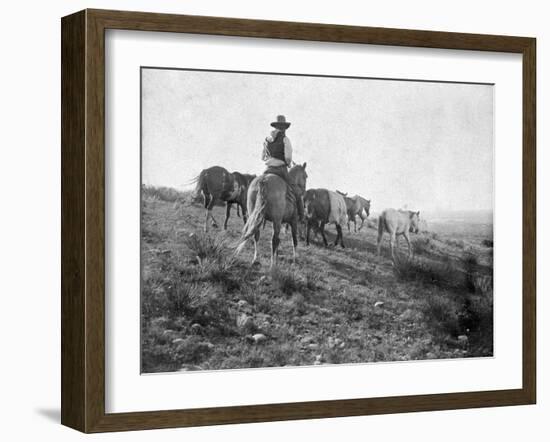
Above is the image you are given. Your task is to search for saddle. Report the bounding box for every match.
[263,167,296,207]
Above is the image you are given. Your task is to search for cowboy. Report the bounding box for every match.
[262,115,304,220]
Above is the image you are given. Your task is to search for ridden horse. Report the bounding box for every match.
[235,163,308,268]
[193,166,256,231]
[377,209,420,261]
[336,191,371,232]
[303,189,347,248]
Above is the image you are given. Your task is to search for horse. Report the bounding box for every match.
[303,189,347,248]
[351,195,371,231]
[336,191,371,232]
[192,166,256,232]
[235,163,308,268]
[376,209,421,261]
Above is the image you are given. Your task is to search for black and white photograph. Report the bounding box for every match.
[140,67,494,374]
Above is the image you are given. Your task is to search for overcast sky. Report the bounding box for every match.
[142,68,493,213]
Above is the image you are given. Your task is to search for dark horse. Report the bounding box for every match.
[235,163,308,268]
[336,191,371,232]
[304,189,347,248]
[193,166,256,232]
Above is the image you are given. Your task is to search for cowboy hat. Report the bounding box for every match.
[270,115,291,129]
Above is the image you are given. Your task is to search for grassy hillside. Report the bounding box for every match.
[141,186,493,373]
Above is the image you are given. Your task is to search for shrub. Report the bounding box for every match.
[304,270,321,291]
[423,293,460,338]
[445,238,465,249]
[481,239,494,248]
[333,291,364,321]
[271,266,302,296]
[183,232,229,265]
[171,335,213,365]
[165,282,204,318]
[288,293,307,316]
[413,237,433,255]
[197,257,240,292]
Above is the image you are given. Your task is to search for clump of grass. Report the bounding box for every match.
[445,238,465,249]
[183,232,229,265]
[304,269,322,291]
[414,237,433,255]
[165,282,204,318]
[287,293,307,316]
[481,239,494,248]
[430,232,440,241]
[422,293,461,338]
[197,257,240,292]
[271,266,302,296]
[333,291,364,321]
[471,274,493,296]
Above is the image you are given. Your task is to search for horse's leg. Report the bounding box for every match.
[203,193,211,232]
[320,222,329,247]
[206,197,219,229]
[252,229,260,264]
[377,233,382,255]
[337,224,345,248]
[241,204,248,225]
[271,222,281,268]
[404,231,412,259]
[389,233,396,262]
[223,202,231,230]
[377,220,384,256]
[306,221,311,246]
[358,212,366,231]
[290,220,298,264]
[395,234,400,253]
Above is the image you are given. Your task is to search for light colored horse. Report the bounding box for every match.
[235,163,308,268]
[377,209,420,261]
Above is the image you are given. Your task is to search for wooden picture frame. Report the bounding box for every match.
[61,9,536,433]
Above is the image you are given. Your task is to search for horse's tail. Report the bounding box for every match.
[235,180,267,255]
[377,212,386,236]
[189,171,205,198]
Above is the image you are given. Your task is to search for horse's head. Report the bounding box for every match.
[409,211,420,233]
[289,162,308,195]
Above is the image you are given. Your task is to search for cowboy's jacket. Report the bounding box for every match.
[262,129,293,167]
